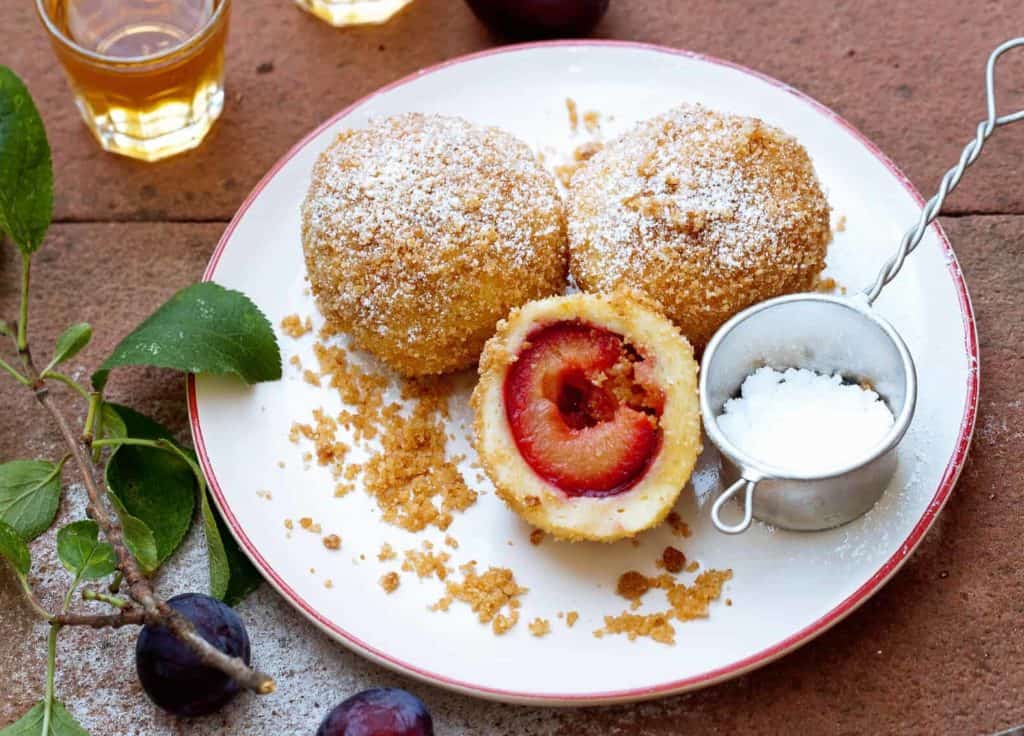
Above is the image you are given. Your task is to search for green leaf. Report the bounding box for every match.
[92,283,281,391]
[200,487,261,606]
[97,403,126,442]
[0,66,53,255]
[102,404,259,602]
[43,323,91,375]
[0,519,29,577]
[105,405,195,565]
[0,700,91,736]
[56,520,116,582]
[106,493,158,573]
[0,459,64,541]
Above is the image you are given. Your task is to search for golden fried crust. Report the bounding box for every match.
[302,113,568,376]
[472,291,702,542]
[567,104,830,350]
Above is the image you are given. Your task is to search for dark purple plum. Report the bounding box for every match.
[465,0,610,39]
[317,688,434,736]
[135,593,251,717]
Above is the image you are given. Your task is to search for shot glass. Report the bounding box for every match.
[36,0,231,162]
[294,0,413,26]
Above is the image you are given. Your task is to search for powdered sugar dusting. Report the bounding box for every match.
[300,113,567,375]
[567,103,831,348]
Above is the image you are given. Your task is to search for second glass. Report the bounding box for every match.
[294,0,413,26]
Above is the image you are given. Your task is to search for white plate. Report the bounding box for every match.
[188,41,978,705]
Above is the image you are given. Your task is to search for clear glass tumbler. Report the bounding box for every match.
[294,0,413,27]
[36,0,231,162]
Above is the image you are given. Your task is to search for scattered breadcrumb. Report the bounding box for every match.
[378,543,397,562]
[616,571,676,609]
[813,275,846,294]
[598,568,733,644]
[324,579,333,589]
[281,314,313,338]
[566,611,579,628]
[666,512,692,538]
[444,536,459,549]
[658,546,686,574]
[379,572,400,593]
[726,598,733,606]
[283,519,294,530]
[528,618,551,637]
[277,460,286,469]
[362,377,478,532]
[582,110,600,134]
[685,561,700,573]
[574,141,603,161]
[554,142,606,187]
[437,563,526,635]
[835,214,847,232]
[298,517,322,534]
[402,544,451,581]
[566,97,579,132]
[334,483,354,498]
[667,569,733,621]
[303,369,321,386]
[256,489,272,501]
[616,570,651,600]
[288,344,477,533]
[289,355,302,368]
[529,529,544,546]
[595,612,676,645]
[322,534,341,550]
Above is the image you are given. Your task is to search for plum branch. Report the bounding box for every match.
[8,331,276,695]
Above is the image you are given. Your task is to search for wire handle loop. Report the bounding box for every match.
[863,38,1024,304]
[711,478,758,534]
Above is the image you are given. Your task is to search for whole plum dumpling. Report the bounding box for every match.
[567,103,831,350]
[301,113,567,376]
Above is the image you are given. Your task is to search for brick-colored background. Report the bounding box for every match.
[2,1,1023,734]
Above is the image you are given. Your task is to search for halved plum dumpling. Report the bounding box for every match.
[472,292,701,542]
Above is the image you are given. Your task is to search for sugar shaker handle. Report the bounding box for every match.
[863,37,1024,304]
[711,477,758,534]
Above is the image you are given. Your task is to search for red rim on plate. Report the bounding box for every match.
[187,40,979,705]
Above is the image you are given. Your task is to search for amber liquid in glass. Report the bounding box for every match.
[42,0,229,161]
[294,0,413,27]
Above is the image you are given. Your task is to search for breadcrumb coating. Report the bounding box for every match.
[302,113,568,376]
[568,104,830,350]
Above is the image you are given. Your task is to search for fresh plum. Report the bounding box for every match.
[465,0,610,39]
[317,688,434,736]
[135,593,251,717]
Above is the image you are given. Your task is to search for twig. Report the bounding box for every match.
[82,588,130,609]
[54,609,146,628]
[16,345,275,695]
